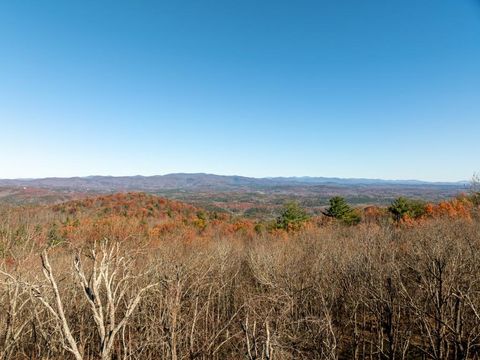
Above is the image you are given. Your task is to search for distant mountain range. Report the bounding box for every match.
[0,173,469,192]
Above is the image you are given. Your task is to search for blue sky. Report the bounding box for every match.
[1,0,479,181]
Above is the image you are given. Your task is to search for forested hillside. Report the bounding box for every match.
[1,191,480,359]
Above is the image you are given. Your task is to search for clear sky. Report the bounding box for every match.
[1,0,479,181]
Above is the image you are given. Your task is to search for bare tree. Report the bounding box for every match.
[73,241,159,360]
[471,173,480,207]
[18,242,159,360]
[37,250,84,360]
[0,273,33,360]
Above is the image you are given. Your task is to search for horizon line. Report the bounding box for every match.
[0,172,470,184]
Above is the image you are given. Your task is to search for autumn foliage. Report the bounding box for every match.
[1,192,480,359]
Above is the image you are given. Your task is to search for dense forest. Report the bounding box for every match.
[1,190,480,359]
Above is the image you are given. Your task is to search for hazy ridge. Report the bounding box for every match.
[0,173,468,191]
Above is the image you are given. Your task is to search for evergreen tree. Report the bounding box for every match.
[325,196,361,225]
[276,201,310,231]
[388,197,426,221]
[388,197,411,221]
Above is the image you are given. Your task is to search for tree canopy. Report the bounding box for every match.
[324,196,361,225]
[276,201,310,231]
[388,197,426,221]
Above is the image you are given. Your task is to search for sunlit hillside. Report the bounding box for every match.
[1,190,480,359]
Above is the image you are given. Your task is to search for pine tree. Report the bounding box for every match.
[276,201,310,231]
[325,196,361,225]
[388,197,426,221]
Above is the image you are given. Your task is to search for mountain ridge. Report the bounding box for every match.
[0,173,468,192]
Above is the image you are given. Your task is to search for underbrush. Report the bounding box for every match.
[1,198,480,359]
